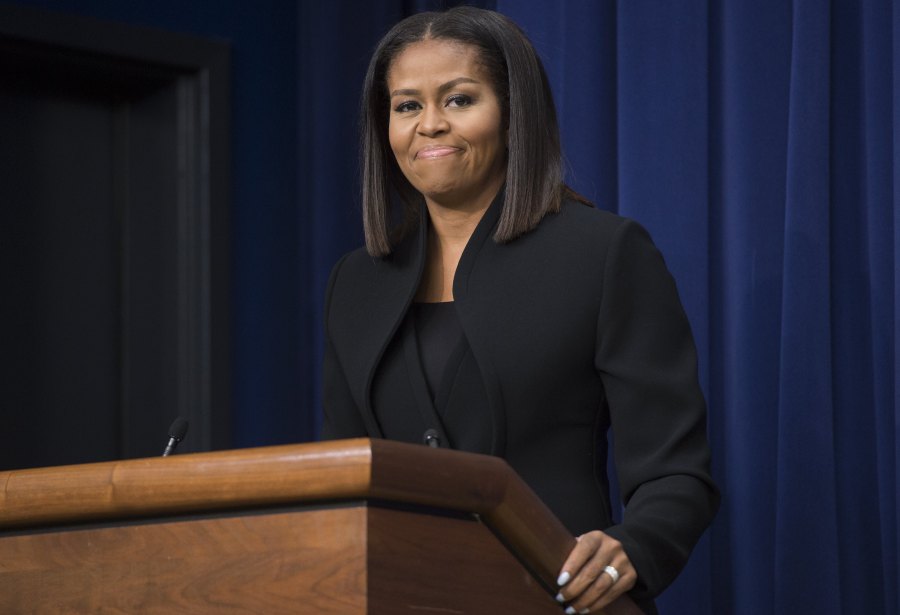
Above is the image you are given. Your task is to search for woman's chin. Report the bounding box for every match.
[416,182,502,211]
[417,183,463,204]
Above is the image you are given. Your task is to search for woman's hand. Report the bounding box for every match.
[554,531,637,614]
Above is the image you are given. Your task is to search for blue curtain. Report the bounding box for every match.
[302,1,900,612]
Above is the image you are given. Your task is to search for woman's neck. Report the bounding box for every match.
[415,199,490,303]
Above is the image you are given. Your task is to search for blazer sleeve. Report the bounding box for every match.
[320,254,368,440]
[594,219,719,599]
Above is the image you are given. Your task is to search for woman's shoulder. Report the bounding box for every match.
[332,244,373,272]
[511,200,666,278]
[337,236,416,273]
[529,198,643,248]
[326,230,420,304]
[556,198,629,229]
[327,245,380,294]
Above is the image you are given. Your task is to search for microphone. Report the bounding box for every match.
[162,417,189,456]
[423,428,441,448]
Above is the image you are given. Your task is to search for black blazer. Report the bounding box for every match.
[322,195,719,604]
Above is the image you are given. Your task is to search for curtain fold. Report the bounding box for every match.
[708,1,791,611]
[830,1,895,613]
[893,6,900,613]
[774,1,840,612]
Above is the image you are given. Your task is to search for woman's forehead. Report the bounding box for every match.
[387,39,486,87]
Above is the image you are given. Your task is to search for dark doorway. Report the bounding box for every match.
[0,5,231,470]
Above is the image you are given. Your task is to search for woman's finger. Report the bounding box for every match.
[570,551,638,613]
[556,532,601,589]
[556,531,637,613]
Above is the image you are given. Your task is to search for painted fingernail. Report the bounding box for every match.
[565,607,577,615]
[557,571,571,586]
[555,592,566,603]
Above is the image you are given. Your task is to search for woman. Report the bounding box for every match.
[321,7,718,614]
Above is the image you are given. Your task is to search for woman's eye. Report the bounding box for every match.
[446,94,472,108]
[394,101,421,113]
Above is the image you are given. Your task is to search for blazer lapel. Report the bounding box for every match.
[356,212,427,437]
[453,191,508,457]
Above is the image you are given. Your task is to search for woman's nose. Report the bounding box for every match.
[418,105,449,136]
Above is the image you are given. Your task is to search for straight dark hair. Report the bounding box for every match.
[361,7,583,257]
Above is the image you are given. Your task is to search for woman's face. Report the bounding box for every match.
[386,39,506,209]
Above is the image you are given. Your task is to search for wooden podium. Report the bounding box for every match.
[0,439,641,614]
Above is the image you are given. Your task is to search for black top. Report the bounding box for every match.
[411,301,461,401]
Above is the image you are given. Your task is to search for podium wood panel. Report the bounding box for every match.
[1,439,642,614]
[2,507,367,613]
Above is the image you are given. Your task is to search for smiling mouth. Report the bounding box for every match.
[416,146,460,159]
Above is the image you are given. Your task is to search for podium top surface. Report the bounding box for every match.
[0,439,568,591]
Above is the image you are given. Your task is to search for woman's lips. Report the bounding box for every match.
[416,145,460,159]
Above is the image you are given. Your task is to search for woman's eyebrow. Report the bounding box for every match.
[390,77,480,98]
